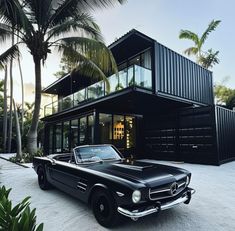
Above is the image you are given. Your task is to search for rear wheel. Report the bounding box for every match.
[37,167,50,190]
[91,190,119,227]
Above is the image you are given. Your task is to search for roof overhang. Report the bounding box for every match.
[109,29,155,64]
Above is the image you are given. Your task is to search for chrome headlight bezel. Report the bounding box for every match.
[186,176,190,185]
[132,190,141,203]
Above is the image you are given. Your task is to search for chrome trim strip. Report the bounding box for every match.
[150,188,170,194]
[77,185,86,191]
[116,191,125,197]
[178,182,186,188]
[117,189,195,219]
[78,182,87,187]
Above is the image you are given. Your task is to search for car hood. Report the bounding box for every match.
[87,159,189,187]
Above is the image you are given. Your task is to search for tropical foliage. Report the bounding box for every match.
[214,83,235,109]
[199,49,220,69]
[0,0,125,154]
[179,19,221,69]
[54,55,78,78]
[0,185,43,231]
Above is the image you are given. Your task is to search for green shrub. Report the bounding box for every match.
[0,186,43,231]
[9,149,43,164]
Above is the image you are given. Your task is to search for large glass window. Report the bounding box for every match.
[99,113,112,144]
[71,119,79,149]
[63,121,70,152]
[113,115,125,149]
[49,125,53,154]
[55,123,62,152]
[141,50,151,69]
[87,115,94,144]
[79,116,87,145]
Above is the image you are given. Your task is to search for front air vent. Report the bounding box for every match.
[77,179,88,192]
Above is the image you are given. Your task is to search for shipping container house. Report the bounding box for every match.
[42,29,235,165]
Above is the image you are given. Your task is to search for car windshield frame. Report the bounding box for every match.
[73,145,122,164]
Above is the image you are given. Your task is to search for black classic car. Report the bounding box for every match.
[33,144,195,227]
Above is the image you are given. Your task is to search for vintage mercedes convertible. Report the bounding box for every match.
[33,144,195,227]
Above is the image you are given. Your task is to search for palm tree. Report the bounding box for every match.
[13,99,22,160]
[2,65,8,153]
[0,0,125,154]
[179,20,221,64]
[199,49,220,69]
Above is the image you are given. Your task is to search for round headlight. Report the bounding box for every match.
[186,176,190,185]
[132,190,141,203]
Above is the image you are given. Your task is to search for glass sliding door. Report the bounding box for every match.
[79,116,87,145]
[71,119,79,149]
[55,123,62,152]
[87,115,95,144]
[62,121,70,152]
[99,113,112,144]
[49,125,53,154]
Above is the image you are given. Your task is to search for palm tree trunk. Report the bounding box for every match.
[13,99,22,160]
[7,32,14,153]
[17,31,24,134]
[3,65,8,153]
[27,57,41,154]
[18,57,24,133]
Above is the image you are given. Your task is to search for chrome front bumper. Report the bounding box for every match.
[117,188,195,219]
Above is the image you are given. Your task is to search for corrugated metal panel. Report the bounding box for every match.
[155,42,213,105]
[144,106,218,165]
[215,106,235,163]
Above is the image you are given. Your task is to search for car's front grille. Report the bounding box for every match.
[149,178,187,200]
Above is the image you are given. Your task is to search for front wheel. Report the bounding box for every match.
[37,167,50,190]
[91,190,119,227]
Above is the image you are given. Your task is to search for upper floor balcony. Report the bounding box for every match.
[44,64,152,117]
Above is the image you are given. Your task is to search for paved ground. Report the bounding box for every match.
[0,157,235,231]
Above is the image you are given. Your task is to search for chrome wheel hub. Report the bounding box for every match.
[99,204,105,212]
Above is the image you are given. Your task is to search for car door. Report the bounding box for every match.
[47,160,89,201]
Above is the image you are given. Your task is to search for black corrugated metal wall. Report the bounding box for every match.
[155,42,214,106]
[144,106,219,165]
[215,106,235,164]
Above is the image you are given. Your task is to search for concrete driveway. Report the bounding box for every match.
[0,157,235,231]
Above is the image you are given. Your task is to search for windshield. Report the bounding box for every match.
[73,146,122,163]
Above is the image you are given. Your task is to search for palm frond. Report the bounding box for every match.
[199,49,219,69]
[200,20,221,47]
[59,45,111,91]
[184,47,199,56]
[0,0,33,36]
[47,0,126,28]
[0,45,20,67]
[47,13,103,41]
[55,36,117,75]
[0,23,12,43]
[22,0,53,31]
[179,30,199,45]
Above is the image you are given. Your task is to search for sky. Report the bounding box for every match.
[1,0,235,105]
